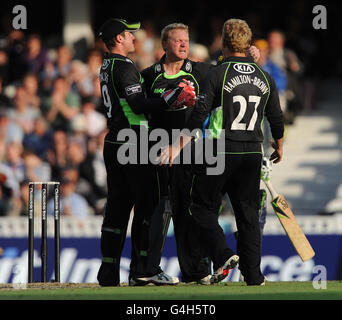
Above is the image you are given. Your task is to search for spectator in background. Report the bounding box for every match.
[6,30,27,83]
[23,116,53,160]
[0,50,10,86]
[69,113,88,150]
[80,131,107,214]
[189,43,210,62]
[79,96,106,138]
[42,76,80,132]
[87,49,102,79]
[46,130,68,181]
[16,179,30,216]
[7,87,40,135]
[268,30,304,124]
[91,75,102,110]
[128,29,155,70]
[42,45,73,93]
[22,150,51,183]
[66,138,87,171]
[209,18,225,64]
[47,173,90,218]
[0,172,13,216]
[22,34,49,77]
[254,39,287,110]
[1,141,25,198]
[0,76,13,109]
[254,39,288,156]
[67,60,93,98]
[0,107,24,147]
[22,73,41,110]
[142,20,159,56]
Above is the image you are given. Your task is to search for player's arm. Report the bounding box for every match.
[265,76,285,163]
[158,69,218,166]
[119,63,196,114]
[117,63,167,113]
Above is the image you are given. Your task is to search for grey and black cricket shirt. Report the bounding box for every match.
[141,55,211,135]
[99,52,168,141]
[187,56,284,153]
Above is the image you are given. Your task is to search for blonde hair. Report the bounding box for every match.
[221,19,252,53]
[161,23,189,43]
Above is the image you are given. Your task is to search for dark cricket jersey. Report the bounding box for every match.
[141,55,211,134]
[99,52,168,141]
[187,56,284,153]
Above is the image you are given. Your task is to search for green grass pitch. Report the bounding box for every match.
[0,281,341,300]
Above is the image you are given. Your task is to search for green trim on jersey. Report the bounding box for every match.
[208,106,223,139]
[120,98,148,128]
[209,62,231,139]
[110,58,148,128]
[151,70,200,94]
[102,257,117,263]
[150,73,163,91]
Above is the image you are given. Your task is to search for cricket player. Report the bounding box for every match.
[96,18,196,286]
[142,23,261,285]
[159,19,284,286]
[141,23,212,284]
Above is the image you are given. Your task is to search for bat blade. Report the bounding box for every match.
[272,194,315,262]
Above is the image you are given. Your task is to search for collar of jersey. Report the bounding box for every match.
[104,52,134,63]
[218,55,254,65]
[154,54,192,74]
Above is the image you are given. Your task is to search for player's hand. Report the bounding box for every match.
[157,144,181,167]
[270,140,283,164]
[248,45,260,63]
[162,79,197,110]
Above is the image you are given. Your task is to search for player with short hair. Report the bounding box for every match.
[159,18,284,286]
[141,23,212,285]
[142,22,261,285]
[96,18,196,286]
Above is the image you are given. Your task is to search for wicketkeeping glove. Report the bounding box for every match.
[162,79,197,110]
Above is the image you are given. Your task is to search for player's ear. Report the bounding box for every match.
[115,31,125,44]
[161,39,168,52]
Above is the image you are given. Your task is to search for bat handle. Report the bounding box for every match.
[263,179,279,200]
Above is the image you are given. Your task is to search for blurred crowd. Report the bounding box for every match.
[0,21,310,218]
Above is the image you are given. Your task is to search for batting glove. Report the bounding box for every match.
[162,79,197,110]
[261,157,272,182]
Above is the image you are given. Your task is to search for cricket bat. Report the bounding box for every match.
[262,176,315,262]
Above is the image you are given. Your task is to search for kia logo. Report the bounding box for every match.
[233,63,255,74]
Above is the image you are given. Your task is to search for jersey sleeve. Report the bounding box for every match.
[115,62,168,114]
[264,75,284,140]
[187,68,219,131]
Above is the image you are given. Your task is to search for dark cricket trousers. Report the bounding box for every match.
[100,130,160,279]
[189,152,265,285]
[171,164,211,282]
